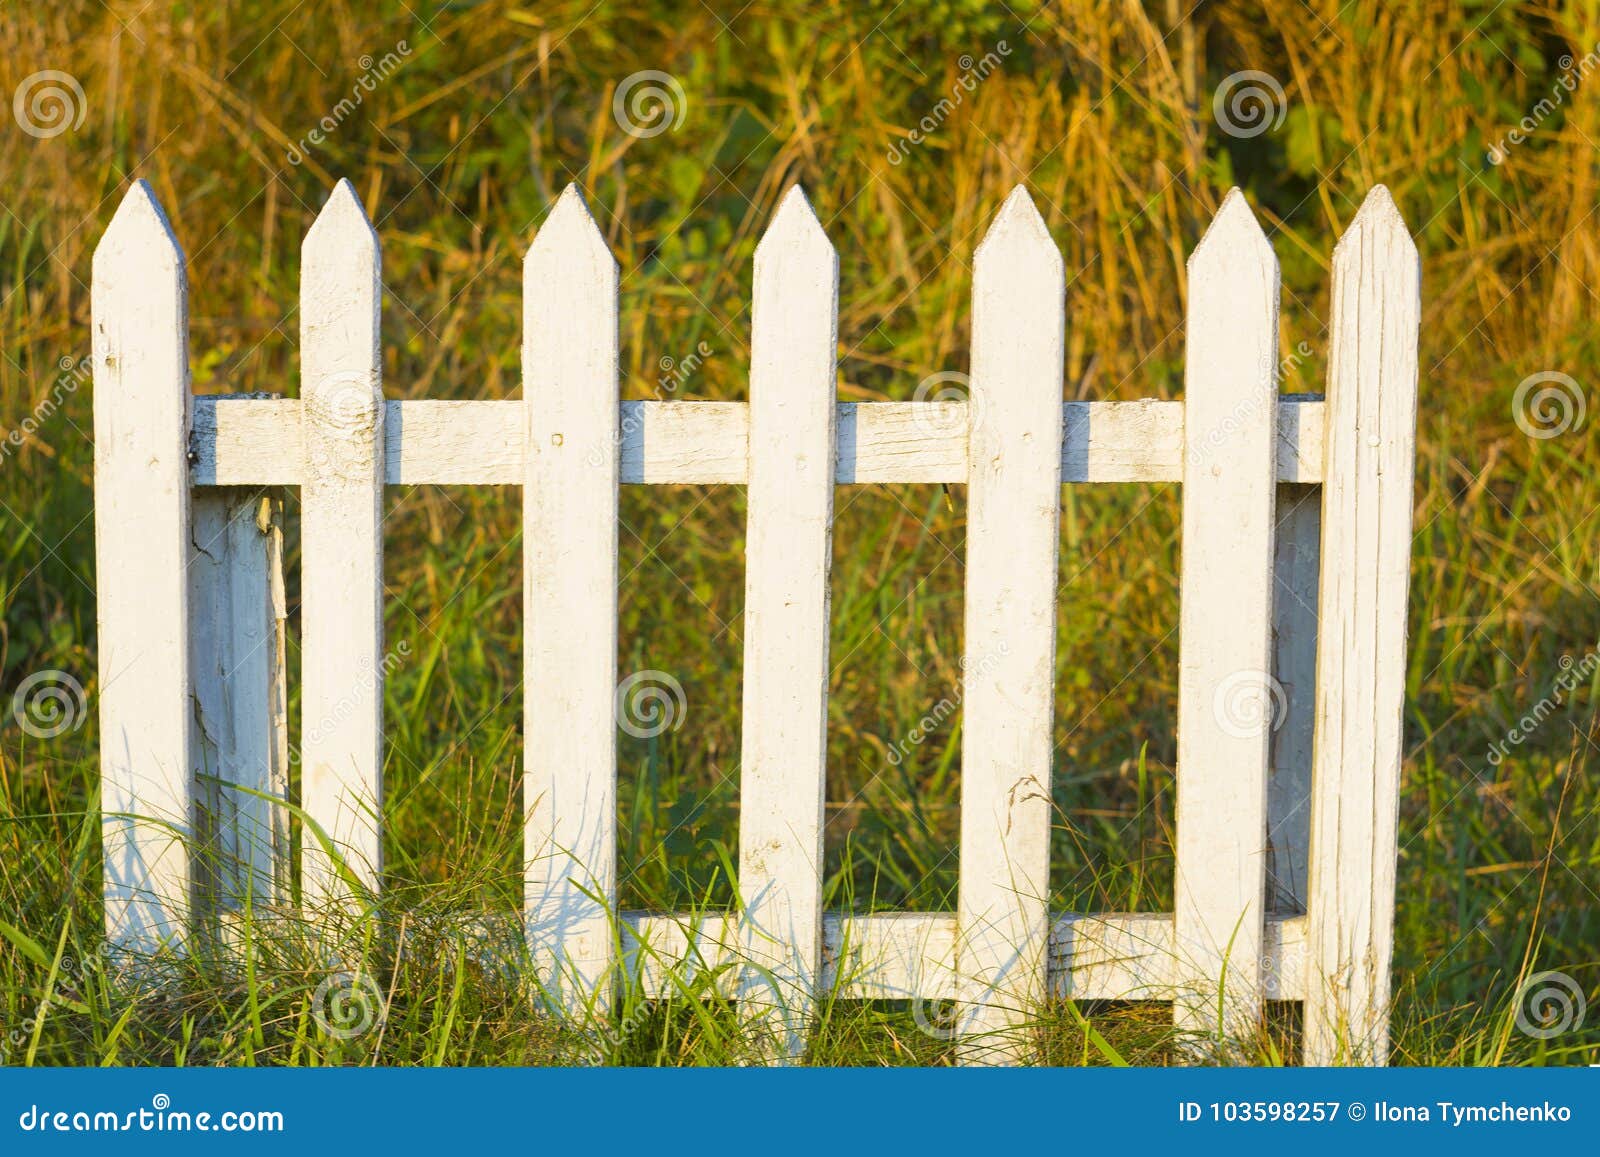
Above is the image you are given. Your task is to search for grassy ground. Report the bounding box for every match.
[1,0,1599,1064]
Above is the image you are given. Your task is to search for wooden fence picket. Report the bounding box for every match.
[522,185,622,1016]
[736,186,839,1060]
[92,181,195,953]
[1173,190,1280,1051]
[1305,187,1420,1065]
[190,487,289,913]
[954,187,1065,1064]
[88,177,1417,1066]
[300,180,387,908]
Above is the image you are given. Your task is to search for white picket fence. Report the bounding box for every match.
[90,176,1419,1065]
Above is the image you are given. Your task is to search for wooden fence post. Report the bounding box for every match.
[1305,186,1420,1065]
[523,185,621,1016]
[1173,190,1279,1051]
[955,186,1064,1064]
[93,181,194,954]
[1268,479,1320,920]
[737,186,839,1060]
[190,486,289,915]
[300,180,387,909]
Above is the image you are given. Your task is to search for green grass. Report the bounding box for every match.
[2,0,1599,1065]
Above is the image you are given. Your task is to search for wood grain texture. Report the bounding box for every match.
[827,912,960,1003]
[522,185,621,1014]
[955,187,1064,1064]
[1305,187,1420,1065]
[190,488,289,913]
[736,188,839,1060]
[1173,189,1280,1051]
[192,397,1327,487]
[616,911,1307,1002]
[92,181,194,953]
[299,180,386,908]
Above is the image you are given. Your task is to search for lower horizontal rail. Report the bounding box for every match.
[208,906,1304,1004]
[191,396,1327,487]
[621,911,1306,1003]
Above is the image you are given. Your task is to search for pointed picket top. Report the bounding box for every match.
[755,184,834,266]
[1190,187,1275,270]
[525,183,617,283]
[1334,184,1418,263]
[974,185,1061,278]
[752,183,838,317]
[1186,188,1278,325]
[305,178,378,262]
[94,180,184,276]
[302,179,380,401]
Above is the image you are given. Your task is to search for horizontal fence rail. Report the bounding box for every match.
[392,909,1309,1003]
[91,176,1420,1066]
[190,396,1328,486]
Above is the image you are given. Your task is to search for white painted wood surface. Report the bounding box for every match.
[189,487,289,911]
[93,180,1417,1065]
[191,396,1327,487]
[615,910,1306,1002]
[522,185,621,1014]
[736,188,839,1060]
[299,180,386,908]
[826,912,960,1002]
[1173,190,1280,1051]
[955,187,1065,1064]
[1305,187,1420,1066]
[92,181,195,953]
